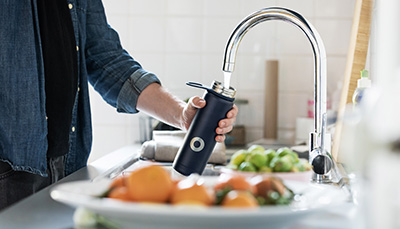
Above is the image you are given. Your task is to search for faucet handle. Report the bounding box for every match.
[310,148,333,175]
[309,131,334,180]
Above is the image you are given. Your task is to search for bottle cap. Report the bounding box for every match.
[211,81,236,98]
[358,70,371,88]
[186,81,236,100]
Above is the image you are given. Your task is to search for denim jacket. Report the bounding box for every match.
[0,0,160,176]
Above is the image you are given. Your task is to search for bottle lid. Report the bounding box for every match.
[358,69,371,88]
[211,81,236,98]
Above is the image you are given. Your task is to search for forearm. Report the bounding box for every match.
[137,83,186,130]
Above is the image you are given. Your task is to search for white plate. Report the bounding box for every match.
[50,177,349,229]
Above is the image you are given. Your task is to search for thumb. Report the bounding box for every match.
[182,96,206,130]
[188,96,206,109]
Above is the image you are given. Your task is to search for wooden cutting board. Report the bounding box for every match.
[332,0,374,161]
[264,60,278,139]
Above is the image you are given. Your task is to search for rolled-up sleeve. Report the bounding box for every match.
[85,0,160,114]
[117,68,160,113]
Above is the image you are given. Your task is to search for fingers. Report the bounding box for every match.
[219,104,238,128]
[215,124,232,143]
[216,124,233,135]
[215,134,225,142]
[218,117,236,129]
[188,96,206,109]
[226,104,238,118]
[186,99,237,142]
[214,104,238,142]
[217,106,237,133]
[181,96,206,131]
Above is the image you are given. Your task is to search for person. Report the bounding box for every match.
[0,0,238,210]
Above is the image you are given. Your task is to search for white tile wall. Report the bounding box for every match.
[277,20,316,55]
[88,0,356,162]
[314,19,353,55]
[166,18,203,53]
[203,18,240,55]
[128,17,165,52]
[164,54,202,89]
[278,92,309,129]
[239,0,277,17]
[166,0,204,16]
[204,0,241,16]
[128,0,167,16]
[278,56,314,92]
[315,0,355,19]
[277,0,314,18]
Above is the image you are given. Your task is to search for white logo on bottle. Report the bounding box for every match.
[190,137,205,152]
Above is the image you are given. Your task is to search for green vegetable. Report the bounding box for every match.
[228,145,311,173]
[290,165,300,172]
[294,158,312,172]
[276,147,292,157]
[258,166,272,173]
[226,163,238,170]
[264,149,276,167]
[73,207,119,229]
[230,149,249,166]
[247,151,267,169]
[256,196,267,205]
[271,155,293,172]
[289,151,300,163]
[263,188,294,205]
[253,177,295,206]
[247,144,265,153]
[276,147,299,163]
[238,161,257,172]
[215,187,232,205]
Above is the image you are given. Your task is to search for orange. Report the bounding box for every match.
[214,174,256,194]
[109,175,126,189]
[126,165,173,203]
[251,176,285,197]
[221,190,259,208]
[170,178,215,206]
[251,176,273,199]
[108,186,133,202]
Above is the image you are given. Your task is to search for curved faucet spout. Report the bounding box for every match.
[223,7,331,180]
[222,7,327,151]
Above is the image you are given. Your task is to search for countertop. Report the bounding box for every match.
[0,145,358,229]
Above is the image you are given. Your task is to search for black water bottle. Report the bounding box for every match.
[173,81,236,176]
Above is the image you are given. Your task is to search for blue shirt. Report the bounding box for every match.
[0,0,160,176]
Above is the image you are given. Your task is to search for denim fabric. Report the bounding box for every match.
[0,0,160,176]
[0,156,66,211]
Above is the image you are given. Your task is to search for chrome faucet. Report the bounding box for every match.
[222,7,333,182]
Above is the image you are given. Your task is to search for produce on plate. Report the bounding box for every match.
[170,176,215,206]
[228,145,312,173]
[101,164,294,208]
[213,173,294,206]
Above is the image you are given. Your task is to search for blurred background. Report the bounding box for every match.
[88,0,356,162]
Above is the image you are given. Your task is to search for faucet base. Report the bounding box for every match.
[311,172,332,183]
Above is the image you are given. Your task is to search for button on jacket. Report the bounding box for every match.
[0,0,160,176]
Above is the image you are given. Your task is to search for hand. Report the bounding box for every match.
[182,96,238,142]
